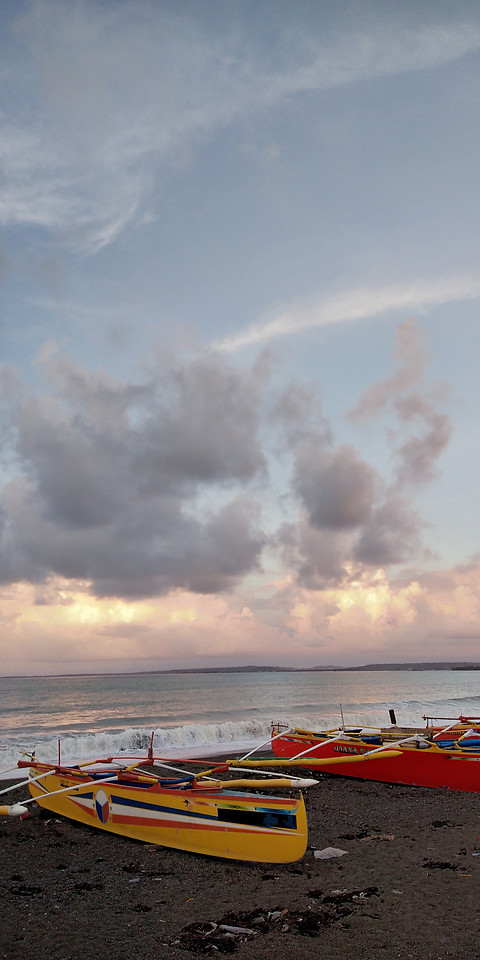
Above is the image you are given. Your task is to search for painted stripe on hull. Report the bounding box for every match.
[111,813,301,837]
[69,792,299,836]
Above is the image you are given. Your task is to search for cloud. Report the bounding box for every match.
[350,318,453,486]
[0,348,267,597]
[349,317,427,418]
[4,558,480,675]
[270,382,332,448]
[353,495,429,567]
[272,317,453,587]
[293,443,378,531]
[3,3,480,251]
[0,315,458,678]
[276,520,354,588]
[260,18,480,101]
[216,277,480,352]
[394,412,452,486]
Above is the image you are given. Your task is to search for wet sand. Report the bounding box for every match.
[1,770,479,960]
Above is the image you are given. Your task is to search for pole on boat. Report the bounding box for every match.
[9,755,152,810]
[140,755,320,787]
[201,758,320,786]
[18,772,122,808]
[239,727,294,762]
[0,766,24,780]
[432,721,459,740]
[215,776,319,790]
[287,732,347,762]
[228,751,402,770]
[0,767,60,799]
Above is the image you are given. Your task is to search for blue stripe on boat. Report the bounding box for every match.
[110,794,217,820]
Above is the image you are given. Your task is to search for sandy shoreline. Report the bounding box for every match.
[1,768,479,960]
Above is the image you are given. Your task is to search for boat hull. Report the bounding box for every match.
[28,767,307,862]
[271,732,480,792]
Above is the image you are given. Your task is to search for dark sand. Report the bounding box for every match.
[1,769,480,960]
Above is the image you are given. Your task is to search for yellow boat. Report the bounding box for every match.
[11,746,313,863]
[2,737,401,861]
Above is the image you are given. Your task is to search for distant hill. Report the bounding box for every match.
[11,661,480,680]
[160,661,480,675]
[160,664,301,675]
[334,661,480,671]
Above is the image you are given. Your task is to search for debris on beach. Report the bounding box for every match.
[172,917,259,954]
[358,833,395,842]
[172,892,381,953]
[313,846,348,859]
[320,886,379,904]
[422,859,458,870]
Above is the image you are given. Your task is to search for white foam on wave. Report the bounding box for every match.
[0,714,337,779]
[0,718,290,779]
[2,696,479,780]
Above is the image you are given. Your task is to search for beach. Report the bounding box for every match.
[1,770,479,960]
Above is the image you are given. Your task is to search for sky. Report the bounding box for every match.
[1,0,480,676]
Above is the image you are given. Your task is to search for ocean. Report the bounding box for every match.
[1,669,479,777]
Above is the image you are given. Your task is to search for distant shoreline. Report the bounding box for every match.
[2,661,480,680]
[161,661,480,673]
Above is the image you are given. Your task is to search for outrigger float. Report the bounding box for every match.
[271,714,480,793]
[0,735,400,862]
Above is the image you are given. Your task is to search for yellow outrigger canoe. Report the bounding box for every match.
[16,761,310,863]
[1,737,400,862]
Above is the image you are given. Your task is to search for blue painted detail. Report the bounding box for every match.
[95,789,110,824]
[158,776,196,786]
[110,793,217,821]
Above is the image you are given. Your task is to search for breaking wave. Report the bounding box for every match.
[0,717,316,778]
[2,669,480,779]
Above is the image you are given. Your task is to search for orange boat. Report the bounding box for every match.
[271,716,480,792]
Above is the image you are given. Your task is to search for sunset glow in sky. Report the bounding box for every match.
[1,0,480,675]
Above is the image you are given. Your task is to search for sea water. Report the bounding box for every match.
[1,669,479,776]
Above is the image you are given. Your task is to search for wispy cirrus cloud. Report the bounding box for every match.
[216,276,480,352]
[2,2,480,252]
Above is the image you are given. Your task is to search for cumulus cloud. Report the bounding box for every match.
[3,548,480,677]
[271,317,453,588]
[0,313,454,610]
[350,318,453,487]
[353,495,429,567]
[349,317,427,418]
[276,520,353,589]
[0,313,458,677]
[258,561,480,664]
[0,558,473,675]
[0,348,267,597]
[293,444,378,531]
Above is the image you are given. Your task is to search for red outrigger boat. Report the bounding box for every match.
[271,716,480,793]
